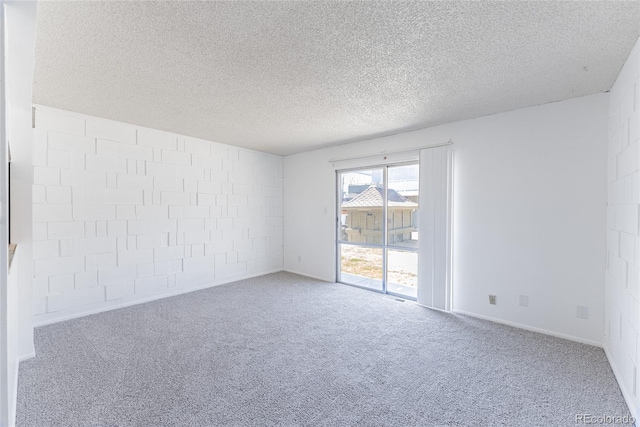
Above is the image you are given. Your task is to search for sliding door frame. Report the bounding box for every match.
[335,161,419,300]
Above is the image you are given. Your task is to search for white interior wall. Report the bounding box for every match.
[1,2,37,425]
[605,36,640,419]
[284,93,608,345]
[32,106,283,325]
[4,258,17,427]
[0,4,9,425]
[6,0,36,362]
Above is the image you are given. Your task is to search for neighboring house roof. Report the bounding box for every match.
[342,185,418,209]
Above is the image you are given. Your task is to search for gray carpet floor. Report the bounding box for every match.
[17,272,630,426]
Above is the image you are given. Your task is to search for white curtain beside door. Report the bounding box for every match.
[417,145,453,310]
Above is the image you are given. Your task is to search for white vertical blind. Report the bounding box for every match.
[417,145,453,310]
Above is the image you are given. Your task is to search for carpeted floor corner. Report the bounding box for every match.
[16,272,631,426]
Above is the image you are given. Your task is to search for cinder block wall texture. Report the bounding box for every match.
[31,106,284,325]
[606,37,640,415]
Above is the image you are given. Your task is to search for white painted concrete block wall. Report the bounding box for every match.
[606,36,640,417]
[32,106,283,325]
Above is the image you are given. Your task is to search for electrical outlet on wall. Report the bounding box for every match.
[489,295,496,305]
[519,295,529,307]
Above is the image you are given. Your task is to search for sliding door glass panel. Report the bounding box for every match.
[339,169,384,245]
[387,164,419,249]
[339,244,383,291]
[386,249,418,299]
[337,163,419,299]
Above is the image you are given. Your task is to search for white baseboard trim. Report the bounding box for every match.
[283,269,334,283]
[604,345,639,421]
[17,352,35,363]
[453,309,603,348]
[33,269,283,327]
[416,302,450,314]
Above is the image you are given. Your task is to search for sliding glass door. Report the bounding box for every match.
[337,168,385,292]
[385,163,419,298]
[337,163,419,299]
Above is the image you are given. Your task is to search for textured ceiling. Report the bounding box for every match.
[33,1,640,155]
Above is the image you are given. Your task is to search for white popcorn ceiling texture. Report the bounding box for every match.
[33,1,640,155]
